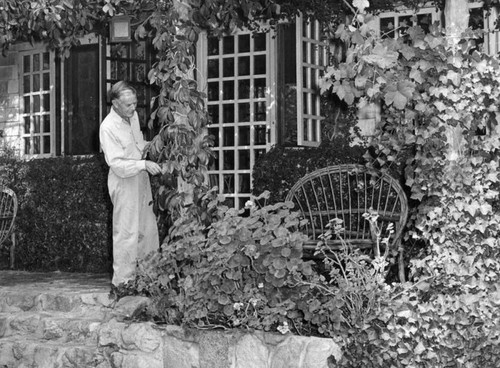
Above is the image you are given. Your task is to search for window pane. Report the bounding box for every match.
[23,76,30,93]
[43,115,51,133]
[23,55,30,73]
[238,150,250,170]
[223,58,234,77]
[209,152,220,171]
[43,136,50,153]
[208,59,219,78]
[223,37,234,54]
[43,94,50,112]
[208,82,219,100]
[239,34,250,53]
[24,137,30,154]
[255,149,265,161]
[254,125,266,145]
[223,152,235,170]
[33,74,40,91]
[209,173,219,187]
[254,79,266,98]
[223,81,234,100]
[380,17,395,38]
[223,127,234,146]
[223,174,234,192]
[24,96,30,114]
[33,95,40,112]
[254,33,266,51]
[33,54,40,71]
[43,52,50,70]
[239,79,250,99]
[208,105,219,125]
[208,37,219,55]
[208,127,219,147]
[43,73,50,90]
[254,55,266,75]
[254,101,266,121]
[33,136,40,154]
[239,173,251,192]
[223,104,234,123]
[238,56,250,76]
[24,117,30,133]
[238,126,250,145]
[238,103,250,122]
[33,116,40,133]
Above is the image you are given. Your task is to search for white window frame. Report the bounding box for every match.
[296,16,328,147]
[19,46,56,158]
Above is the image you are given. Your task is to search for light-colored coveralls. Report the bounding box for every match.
[100,108,159,286]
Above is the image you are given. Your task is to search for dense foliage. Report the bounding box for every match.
[0,153,112,272]
[252,140,366,204]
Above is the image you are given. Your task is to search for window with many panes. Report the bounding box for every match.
[105,41,155,135]
[199,17,328,208]
[20,50,55,156]
[203,32,270,208]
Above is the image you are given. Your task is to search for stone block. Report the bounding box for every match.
[233,333,269,368]
[8,79,18,94]
[121,322,162,353]
[98,319,124,347]
[112,296,151,321]
[0,66,17,81]
[163,334,199,368]
[197,330,233,368]
[112,351,163,368]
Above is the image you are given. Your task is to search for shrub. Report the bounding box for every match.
[252,140,366,203]
[127,190,318,331]
[1,154,113,272]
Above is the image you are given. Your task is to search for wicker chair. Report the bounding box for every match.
[285,164,408,282]
[0,187,18,269]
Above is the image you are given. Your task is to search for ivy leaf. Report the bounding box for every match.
[362,44,399,69]
[383,81,415,110]
[335,81,356,105]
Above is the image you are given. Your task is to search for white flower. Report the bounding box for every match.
[249,298,259,307]
[233,302,244,311]
[277,321,290,334]
[245,200,256,209]
[353,0,370,12]
[258,283,264,289]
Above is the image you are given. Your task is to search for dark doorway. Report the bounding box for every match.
[64,44,100,155]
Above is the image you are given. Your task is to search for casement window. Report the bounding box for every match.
[468,2,500,55]
[104,40,155,135]
[277,18,328,147]
[61,37,155,156]
[372,6,440,38]
[20,49,56,157]
[198,16,328,208]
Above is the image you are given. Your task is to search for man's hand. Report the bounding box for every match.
[145,160,162,175]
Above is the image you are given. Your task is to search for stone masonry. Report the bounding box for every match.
[0,271,341,368]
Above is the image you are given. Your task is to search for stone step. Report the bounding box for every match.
[0,311,110,344]
[0,336,111,368]
[0,290,114,314]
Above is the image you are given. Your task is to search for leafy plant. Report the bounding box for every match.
[128,190,319,332]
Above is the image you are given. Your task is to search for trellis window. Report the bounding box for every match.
[20,50,55,157]
[277,17,328,147]
[104,41,155,134]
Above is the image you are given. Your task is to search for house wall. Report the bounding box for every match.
[0,50,21,154]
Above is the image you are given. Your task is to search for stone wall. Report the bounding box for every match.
[98,319,341,368]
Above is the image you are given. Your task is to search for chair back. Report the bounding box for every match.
[0,187,18,247]
[285,164,408,251]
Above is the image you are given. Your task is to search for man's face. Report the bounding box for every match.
[112,90,137,119]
